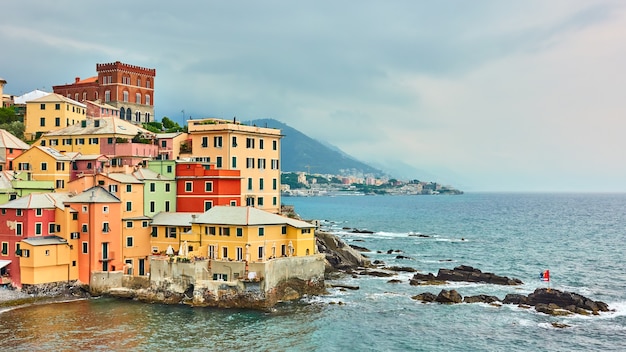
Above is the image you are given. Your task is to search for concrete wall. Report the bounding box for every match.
[90,271,123,294]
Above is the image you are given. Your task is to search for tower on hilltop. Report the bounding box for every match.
[53,61,156,123]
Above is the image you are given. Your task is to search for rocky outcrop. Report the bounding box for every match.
[413,287,609,316]
[21,281,91,299]
[316,231,371,272]
[409,265,522,286]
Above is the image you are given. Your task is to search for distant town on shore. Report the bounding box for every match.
[281,171,463,196]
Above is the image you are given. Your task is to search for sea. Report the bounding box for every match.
[1,193,626,351]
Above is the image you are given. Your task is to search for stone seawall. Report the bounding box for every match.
[103,254,326,309]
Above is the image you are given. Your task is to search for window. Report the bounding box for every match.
[15,223,22,236]
[247,178,253,190]
[16,209,22,216]
[22,249,30,258]
[18,163,30,171]
[221,227,230,236]
[165,183,171,192]
[126,184,132,192]
[273,197,277,206]
[259,179,264,190]
[151,227,158,237]
[83,92,87,101]
[56,180,65,189]
[49,223,56,233]
[201,136,208,148]
[108,137,114,144]
[82,224,88,233]
[271,159,280,170]
[101,206,108,213]
[105,90,111,102]
[209,245,216,259]
[236,247,243,261]
[150,183,156,192]
[258,227,265,236]
[232,157,237,168]
[40,117,46,127]
[55,103,60,110]
[282,226,287,235]
[56,162,65,171]
[35,208,43,217]
[216,157,222,168]
[258,158,266,169]
[145,95,150,105]
[82,206,88,213]
[55,117,60,126]
[40,103,46,110]
[77,138,85,145]
[246,138,255,148]
[258,197,264,206]
[302,228,311,234]
[214,136,223,147]
[232,136,237,147]
[166,227,176,238]
[222,246,228,259]
[258,246,264,260]
[281,244,286,257]
[165,201,170,212]
[273,140,277,150]
[126,221,133,228]
[208,226,216,236]
[273,178,277,190]
[146,80,151,88]
[90,138,99,145]
[123,91,129,102]
[185,182,192,192]
[126,237,134,247]
[1,242,8,256]
[246,158,254,169]
[142,221,149,228]
[15,243,21,256]
[231,200,237,206]
[126,202,132,211]
[204,201,212,211]
[167,165,172,173]
[137,78,141,86]
[109,184,118,193]
[136,93,141,104]
[236,228,243,237]
[35,223,42,235]
[205,182,213,192]
[150,201,155,213]
[45,249,50,256]
[102,222,110,233]
[259,139,264,149]
[72,213,78,220]
[82,242,88,254]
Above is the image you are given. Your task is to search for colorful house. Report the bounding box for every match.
[64,186,122,283]
[132,166,176,217]
[0,129,30,171]
[12,146,72,190]
[149,212,200,256]
[68,153,109,181]
[191,206,316,263]
[155,132,188,161]
[19,235,75,285]
[175,161,241,212]
[0,192,73,287]
[38,117,157,165]
[186,118,283,213]
[0,171,55,204]
[24,93,87,141]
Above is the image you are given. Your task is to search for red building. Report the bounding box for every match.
[0,193,72,287]
[53,61,156,123]
[176,162,241,212]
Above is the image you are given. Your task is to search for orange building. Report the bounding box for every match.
[64,186,122,283]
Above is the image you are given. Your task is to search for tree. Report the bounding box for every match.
[162,116,177,129]
[0,107,20,124]
[0,121,25,140]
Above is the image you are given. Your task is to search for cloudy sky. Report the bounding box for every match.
[2,1,626,192]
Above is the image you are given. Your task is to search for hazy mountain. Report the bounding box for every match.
[249,119,384,176]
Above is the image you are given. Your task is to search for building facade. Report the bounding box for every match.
[23,93,87,141]
[52,61,156,123]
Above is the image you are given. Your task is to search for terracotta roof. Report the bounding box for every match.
[43,117,153,137]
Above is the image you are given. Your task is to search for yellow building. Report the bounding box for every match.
[37,117,156,157]
[19,236,75,285]
[150,206,316,262]
[24,93,87,141]
[121,215,152,276]
[12,146,72,190]
[186,118,283,213]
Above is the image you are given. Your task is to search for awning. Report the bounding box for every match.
[0,260,11,270]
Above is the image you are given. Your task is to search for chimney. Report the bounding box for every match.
[75,77,80,83]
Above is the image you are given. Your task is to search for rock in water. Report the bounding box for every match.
[436,289,463,304]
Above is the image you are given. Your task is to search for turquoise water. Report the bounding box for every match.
[1,193,626,351]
